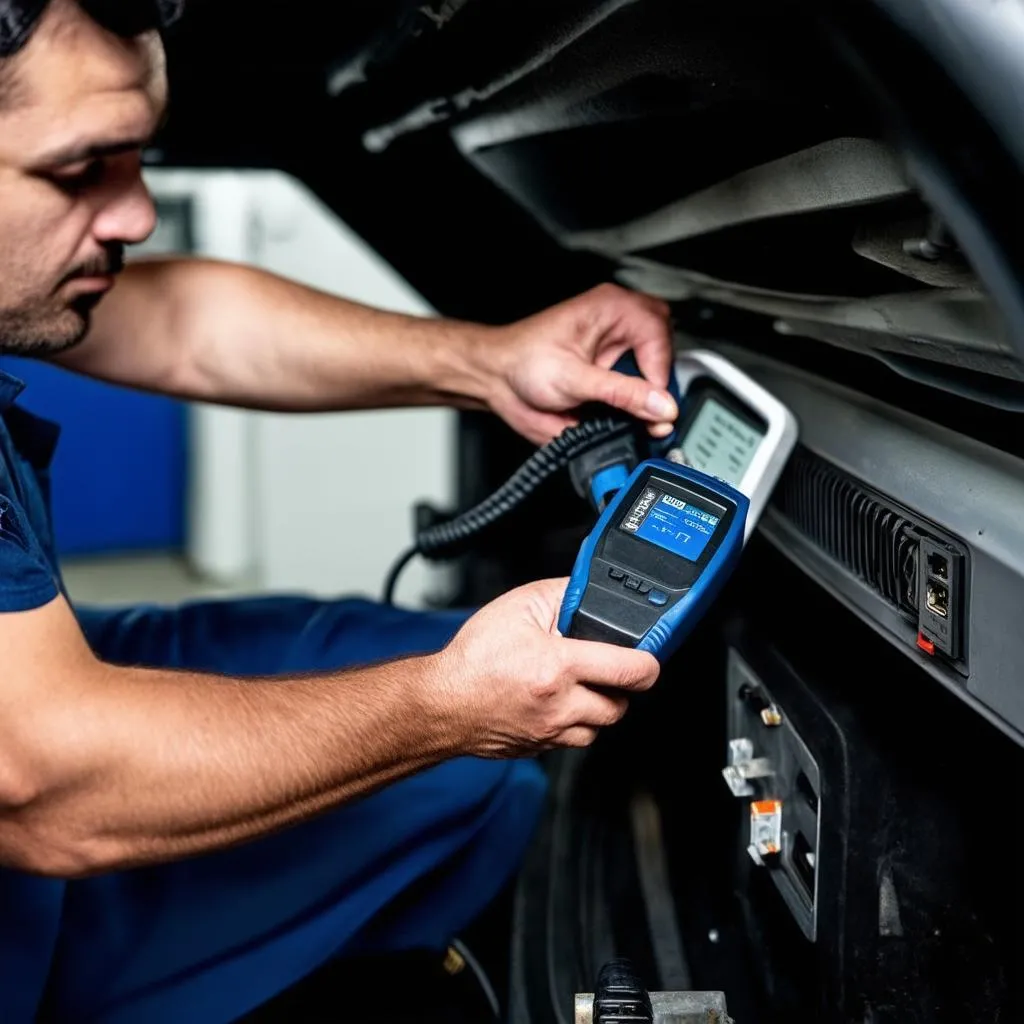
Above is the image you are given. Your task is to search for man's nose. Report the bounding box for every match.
[91,169,158,248]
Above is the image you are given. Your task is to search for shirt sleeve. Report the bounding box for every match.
[0,494,60,613]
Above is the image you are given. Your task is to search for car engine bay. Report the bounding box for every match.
[152,1,1024,1020]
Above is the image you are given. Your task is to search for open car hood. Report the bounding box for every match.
[155,0,1024,415]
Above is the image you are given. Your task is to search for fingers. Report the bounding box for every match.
[580,282,670,324]
[647,420,676,439]
[507,582,661,690]
[557,636,660,693]
[565,688,630,728]
[570,362,678,427]
[557,726,601,749]
[518,577,572,603]
[627,304,675,396]
[519,409,576,446]
[556,689,632,749]
[552,686,634,751]
[508,576,573,631]
[582,283,673,390]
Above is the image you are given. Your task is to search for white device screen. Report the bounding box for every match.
[679,396,764,486]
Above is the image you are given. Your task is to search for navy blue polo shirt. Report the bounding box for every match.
[0,368,63,610]
[0,367,68,1022]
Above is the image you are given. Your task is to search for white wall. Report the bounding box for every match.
[142,169,456,607]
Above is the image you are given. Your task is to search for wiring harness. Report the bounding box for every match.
[383,416,634,604]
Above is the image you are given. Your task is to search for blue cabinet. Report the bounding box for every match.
[0,357,187,558]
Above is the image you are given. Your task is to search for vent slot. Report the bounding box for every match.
[772,448,921,619]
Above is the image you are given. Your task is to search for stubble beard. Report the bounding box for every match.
[0,243,124,357]
[0,300,94,357]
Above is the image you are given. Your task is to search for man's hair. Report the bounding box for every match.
[0,2,120,109]
[0,0,74,111]
[0,0,181,110]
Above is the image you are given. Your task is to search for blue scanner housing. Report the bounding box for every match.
[558,459,749,663]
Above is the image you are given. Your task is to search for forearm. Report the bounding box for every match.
[59,257,498,412]
[7,653,461,877]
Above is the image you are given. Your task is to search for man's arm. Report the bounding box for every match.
[55,259,679,445]
[58,257,493,414]
[0,593,457,877]
[0,581,658,878]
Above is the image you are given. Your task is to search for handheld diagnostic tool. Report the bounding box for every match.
[384,345,796,611]
[558,459,749,662]
[557,349,795,659]
[668,350,797,540]
[570,350,796,533]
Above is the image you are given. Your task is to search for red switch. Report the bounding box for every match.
[916,632,935,655]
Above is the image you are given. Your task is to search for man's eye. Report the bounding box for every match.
[49,159,104,192]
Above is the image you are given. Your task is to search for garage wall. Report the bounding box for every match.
[144,169,456,607]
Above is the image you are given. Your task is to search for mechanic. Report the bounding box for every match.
[0,2,680,1021]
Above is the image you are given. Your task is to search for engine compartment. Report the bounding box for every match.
[156,0,1024,397]
[149,1,1024,1019]
[510,543,1023,1023]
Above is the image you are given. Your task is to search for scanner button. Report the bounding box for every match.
[637,581,652,595]
[608,567,626,581]
[624,576,641,590]
[648,589,669,607]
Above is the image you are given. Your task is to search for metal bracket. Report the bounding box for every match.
[575,990,732,1023]
[721,737,775,797]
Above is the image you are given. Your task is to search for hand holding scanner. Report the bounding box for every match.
[384,346,794,607]
[568,349,797,536]
[558,459,749,662]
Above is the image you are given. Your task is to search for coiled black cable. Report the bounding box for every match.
[383,416,632,604]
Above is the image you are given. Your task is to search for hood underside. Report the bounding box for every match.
[153,0,1024,418]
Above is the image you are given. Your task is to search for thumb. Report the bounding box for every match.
[506,576,573,629]
[557,636,661,692]
[572,362,678,424]
[517,576,571,606]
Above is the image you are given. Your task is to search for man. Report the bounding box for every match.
[0,2,679,1021]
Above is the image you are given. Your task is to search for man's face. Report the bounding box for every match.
[0,0,166,355]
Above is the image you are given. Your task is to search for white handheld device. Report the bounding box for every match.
[666,350,798,540]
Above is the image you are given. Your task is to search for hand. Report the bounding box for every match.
[430,578,661,758]
[480,283,678,445]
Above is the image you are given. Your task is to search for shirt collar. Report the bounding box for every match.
[0,369,25,412]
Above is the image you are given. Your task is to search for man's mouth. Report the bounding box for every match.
[58,244,126,292]
[63,274,116,295]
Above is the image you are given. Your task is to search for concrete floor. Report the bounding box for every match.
[61,553,251,607]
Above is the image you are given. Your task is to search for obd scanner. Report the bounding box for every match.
[383,346,795,609]
[558,460,748,661]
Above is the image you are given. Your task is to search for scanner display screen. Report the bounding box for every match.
[620,486,722,562]
[679,396,764,486]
